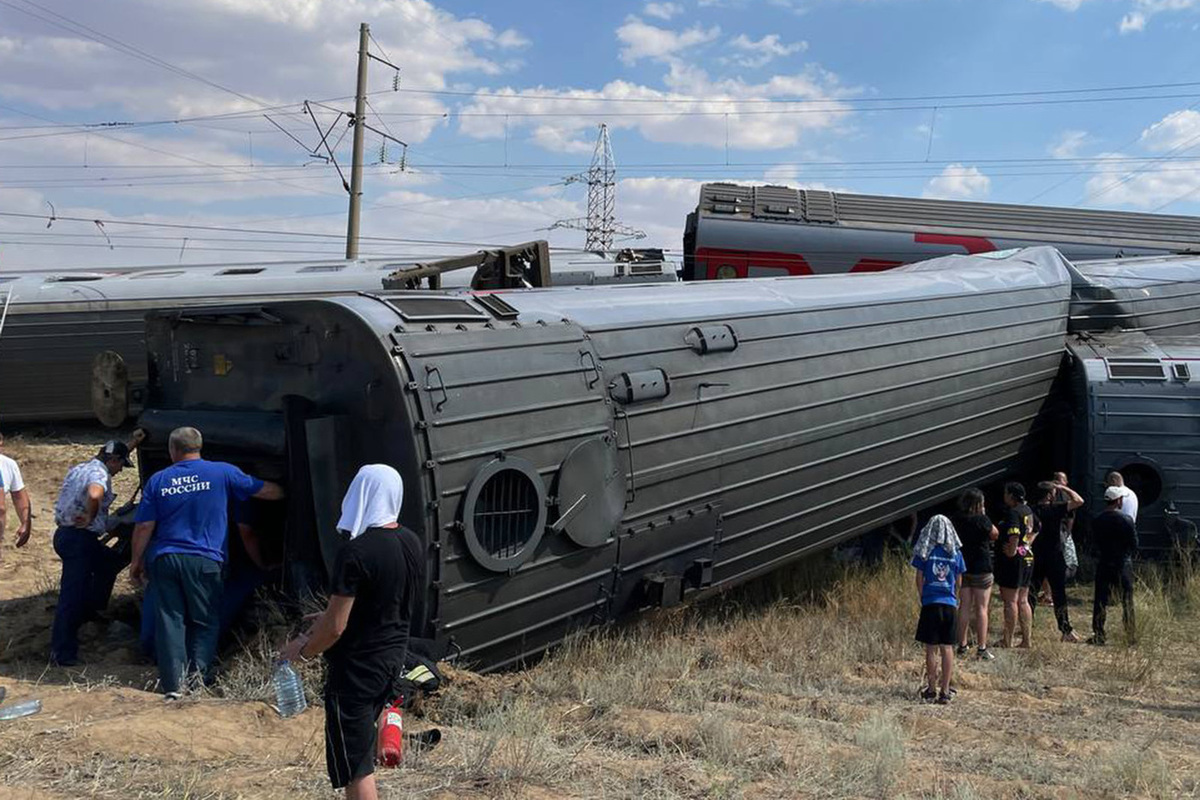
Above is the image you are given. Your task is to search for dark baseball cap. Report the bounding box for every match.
[97,440,134,467]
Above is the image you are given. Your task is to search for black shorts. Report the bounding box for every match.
[325,690,384,789]
[995,555,1033,590]
[915,603,958,646]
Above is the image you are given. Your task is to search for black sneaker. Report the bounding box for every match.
[936,690,952,705]
[919,686,937,703]
[1085,635,1106,646]
[977,647,995,661]
[955,645,969,657]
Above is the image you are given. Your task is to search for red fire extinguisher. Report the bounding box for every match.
[377,699,404,767]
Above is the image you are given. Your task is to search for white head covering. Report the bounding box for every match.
[336,464,403,539]
[913,514,962,560]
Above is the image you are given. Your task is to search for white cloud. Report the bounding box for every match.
[1049,130,1088,159]
[727,33,807,68]
[1119,10,1148,30]
[1118,0,1197,32]
[1032,0,1093,9]
[457,62,852,154]
[922,164,991,200]
[1140,109,1200,151]
[1081,152,1200,209]
[0,0,522,126]
[643,2,684,20]
[616,17,721,65]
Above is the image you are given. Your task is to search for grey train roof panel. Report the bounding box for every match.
[697,183,1200,250]
[139,246,1072,670]
[1070,254,1200,335]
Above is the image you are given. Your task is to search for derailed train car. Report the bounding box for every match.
[1062,255,1200,553]
[0,246,670,425]
[136,247,1072,669]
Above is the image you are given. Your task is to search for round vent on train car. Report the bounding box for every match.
[461,457,547,572]
[1117,461,1164,508]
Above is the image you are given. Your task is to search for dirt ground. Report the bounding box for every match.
[1,432,1199,799]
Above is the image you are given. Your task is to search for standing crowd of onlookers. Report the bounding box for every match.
[0,428,1152,794]
[911,470,1141,703]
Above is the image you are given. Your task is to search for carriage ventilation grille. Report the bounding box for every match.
[461,457,547,572]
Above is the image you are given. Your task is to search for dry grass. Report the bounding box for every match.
[8,544,1200,799]
[3,432,1200,799]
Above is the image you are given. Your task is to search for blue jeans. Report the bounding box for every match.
[50,526,126,664]
[149,553,223,693]
[140,564,266,657]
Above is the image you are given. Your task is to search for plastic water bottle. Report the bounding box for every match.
[273,661,307,718]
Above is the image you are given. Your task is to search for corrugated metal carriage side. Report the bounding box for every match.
[584,259,1070,590]
[136,248,1073,671]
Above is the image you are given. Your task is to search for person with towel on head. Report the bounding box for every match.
[279,465,425,800]
[911,514,966,705]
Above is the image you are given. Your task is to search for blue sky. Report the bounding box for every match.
[1,0,1199,269]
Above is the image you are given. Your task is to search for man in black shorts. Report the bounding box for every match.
[1030,480,1085,642]
[280,465,424,799]
[995,482,1038,648]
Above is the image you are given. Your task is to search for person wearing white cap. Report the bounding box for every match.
[1089,485,1140,646]
[1104,471,1139,523]
[279,464,425,800]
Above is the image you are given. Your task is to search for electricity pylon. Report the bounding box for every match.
[552,124,645,252]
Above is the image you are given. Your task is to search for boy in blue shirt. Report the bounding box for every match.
[130,426,284,697]
[912,515,966,704]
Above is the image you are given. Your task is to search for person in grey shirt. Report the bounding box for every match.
[49,433,143,666]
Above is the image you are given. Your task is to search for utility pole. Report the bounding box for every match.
[345,22,370,259]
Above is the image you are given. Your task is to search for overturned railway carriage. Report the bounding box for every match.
[0,249,671,424]
[1063,255,1200,552]
[137,247,1072,670]
[683,183,1200,280]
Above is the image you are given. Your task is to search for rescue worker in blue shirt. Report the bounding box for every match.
[129,426,284,698]
[50,433,144,666]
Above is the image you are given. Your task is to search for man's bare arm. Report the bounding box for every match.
[13,488,31,547]
[129,520,156,586]
[253,480,286,501]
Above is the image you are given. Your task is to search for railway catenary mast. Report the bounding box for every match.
[683,183,1200,280]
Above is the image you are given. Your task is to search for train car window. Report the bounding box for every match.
[44,273,106,282]
[298,265,346,273]
[474,293,520,320]
[387,296,489,322]
[218,267,266,276]
[1172,362,1192,382]
[130,271,184,279]
[1106,359,1167,381]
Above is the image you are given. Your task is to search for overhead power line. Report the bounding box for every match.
[395,78,1200,106]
